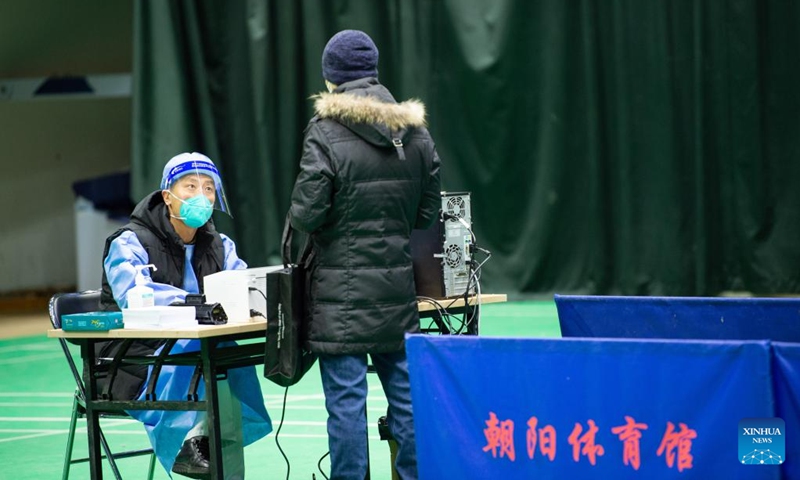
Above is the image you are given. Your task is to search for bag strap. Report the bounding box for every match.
[282,212,312,267]
[281,213,293,267]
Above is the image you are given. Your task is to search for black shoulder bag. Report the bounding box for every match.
[263,213,317,387]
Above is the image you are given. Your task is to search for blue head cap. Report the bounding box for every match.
[322,30,379,85]
[160,152,230,215]
[160,152,222,190]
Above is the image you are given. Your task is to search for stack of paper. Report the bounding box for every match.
[122,306,197,329]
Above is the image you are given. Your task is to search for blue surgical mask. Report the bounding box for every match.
[170,192,213,228]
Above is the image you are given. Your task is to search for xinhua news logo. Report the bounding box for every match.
[739,418,785,465]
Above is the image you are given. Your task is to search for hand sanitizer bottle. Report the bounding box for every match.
[127,264,158,309]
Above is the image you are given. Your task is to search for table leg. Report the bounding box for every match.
[465,303,480,335]
[218,378,244,478]
[429,311,451,334]
[201,339,224,479]
[83,341,104,479]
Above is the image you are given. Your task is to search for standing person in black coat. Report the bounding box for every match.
[289,30,441,480]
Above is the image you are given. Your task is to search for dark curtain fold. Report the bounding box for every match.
[133,0,800,296]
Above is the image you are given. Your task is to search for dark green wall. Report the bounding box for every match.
[132,0,800,296]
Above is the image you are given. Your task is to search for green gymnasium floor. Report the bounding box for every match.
[0,301,560,479]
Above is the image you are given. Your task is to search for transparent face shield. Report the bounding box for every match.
[161,159,232,216]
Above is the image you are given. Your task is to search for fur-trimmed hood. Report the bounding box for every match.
[313,92,427,130]
[310,78,427,147]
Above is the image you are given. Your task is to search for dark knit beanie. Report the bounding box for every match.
[321,30,379,85]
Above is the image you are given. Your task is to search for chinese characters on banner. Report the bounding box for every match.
[407,336,780,479]
[483,412,697,472]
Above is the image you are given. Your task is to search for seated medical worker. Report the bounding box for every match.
[100,152,272,479]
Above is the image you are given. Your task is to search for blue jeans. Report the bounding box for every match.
[319,351,418,480]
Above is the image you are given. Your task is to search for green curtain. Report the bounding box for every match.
[133,0,800,296]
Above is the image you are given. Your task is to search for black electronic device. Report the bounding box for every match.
[411,220,446,298]
[173,294,228,325]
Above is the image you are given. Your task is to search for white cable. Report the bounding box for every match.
[463,273,481,332]
[475,278,482,332]
[457,217,476,244]
[462,250,491,333]
[467,252,492,292]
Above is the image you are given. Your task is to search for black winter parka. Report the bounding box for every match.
[290,77,441,355]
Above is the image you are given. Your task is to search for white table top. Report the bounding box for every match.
[48,318,268,339]
[47,293,508,339]
[416,293,507,312]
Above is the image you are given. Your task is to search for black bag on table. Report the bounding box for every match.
[264,214,317,387]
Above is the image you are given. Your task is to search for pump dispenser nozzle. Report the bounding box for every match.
[134,264,157,286]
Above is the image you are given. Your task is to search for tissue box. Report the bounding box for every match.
[62,311,124,331]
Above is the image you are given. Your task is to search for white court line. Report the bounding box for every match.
[0,353,63,365]
[0,429,345,444]
[0,428,146,444]
[262,385,382,402]
[0,429,145,435]
[1,421,394,444]
[0,416,324,427]
[0,418,144,444]
[265,405,387,412]
[0,429,66,433]
[0,427,344,444]
[0,392,73,398]
[0,397,383,411]
[263,398,387,405]
[271,433,385,440]
[0,417,137,424]
[0,400,382,409]
[0,344,54,354]
[0,417,74,422]
[264,393,326,401]
[0,431,69,443]
[269,420,326,426]
[0,417,139,429]
[0,402,386,413]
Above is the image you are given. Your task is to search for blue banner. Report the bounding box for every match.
[407,336,779,479]
[555,295,800,342]
[773,342,800,480]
